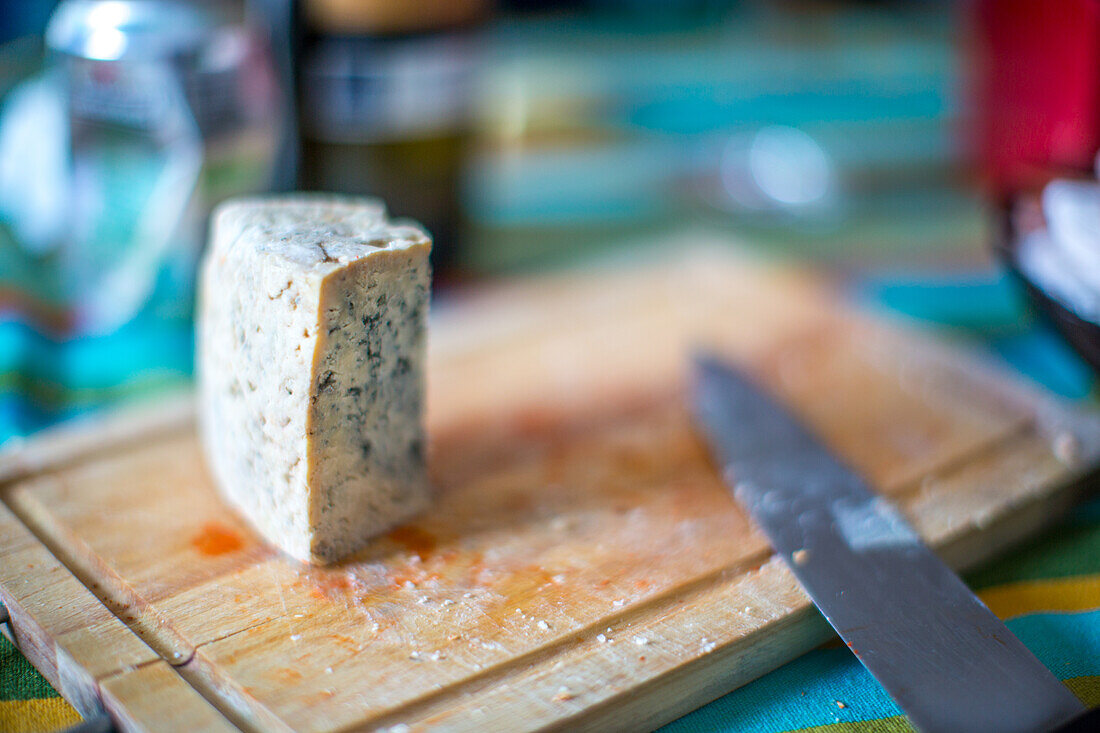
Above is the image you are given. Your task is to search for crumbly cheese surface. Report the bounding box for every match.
[198,194,431,564]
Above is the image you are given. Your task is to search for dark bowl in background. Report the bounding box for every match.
[996,187,1100,375]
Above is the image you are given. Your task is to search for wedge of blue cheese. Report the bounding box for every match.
[198,194,432,564]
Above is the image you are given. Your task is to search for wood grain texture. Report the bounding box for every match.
[2,249,1099,732]
[99,662,237,733]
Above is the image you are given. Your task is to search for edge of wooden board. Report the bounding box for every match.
[861,311,1100,467]
[0,391,195,487]
[0,502,237,732]
[3,252,1100,731]
[3,424,1096,733]
[320,430,1100,733]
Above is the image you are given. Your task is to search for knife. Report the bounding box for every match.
[691,354,1096,733]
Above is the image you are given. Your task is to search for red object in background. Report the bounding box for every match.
[973,0,1100,195]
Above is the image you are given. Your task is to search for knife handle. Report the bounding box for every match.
[1052,707,1100,732]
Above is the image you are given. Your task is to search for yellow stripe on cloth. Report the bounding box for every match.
[0,698,82,732]
[977,574,1100,619]
[777,716,915,732]
[1065,675,1100,707]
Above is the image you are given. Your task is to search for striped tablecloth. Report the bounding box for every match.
[2,270,1098,732]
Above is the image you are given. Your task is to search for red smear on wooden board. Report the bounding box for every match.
[387,526,438,560]
[192,522,244,556]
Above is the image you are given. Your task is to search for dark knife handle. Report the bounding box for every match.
[1052,707,1100,732]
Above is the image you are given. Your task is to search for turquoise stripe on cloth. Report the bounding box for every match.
[0,315,191,443]
[662,609,1100,733]
[662,645,903,731]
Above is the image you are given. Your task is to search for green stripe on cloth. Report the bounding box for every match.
[966,498,1100,588]
[1,633,60,701]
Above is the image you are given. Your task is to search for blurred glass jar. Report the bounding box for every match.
[0,0,281,334]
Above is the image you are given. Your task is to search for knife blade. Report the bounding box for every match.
[691,353,1087,733]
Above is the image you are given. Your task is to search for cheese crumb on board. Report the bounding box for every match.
[552,687,575,702]
[198,194,432,565]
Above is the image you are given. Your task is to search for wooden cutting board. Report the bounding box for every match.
[3,248,1100,733]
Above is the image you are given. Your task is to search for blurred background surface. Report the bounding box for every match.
[0,0,1096,435]
[6,3,1100,733]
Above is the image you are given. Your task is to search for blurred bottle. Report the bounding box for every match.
[971,0,1100,198]
[297,0,489,279]
[0,0,282,334]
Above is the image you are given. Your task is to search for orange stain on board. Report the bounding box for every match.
[191,522,244,556]
[387,525,438,560]
[274,667,303,684]
[293,570,365,602]
[330,634,360,654]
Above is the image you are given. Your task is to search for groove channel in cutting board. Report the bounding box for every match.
[2,249,1098,732]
